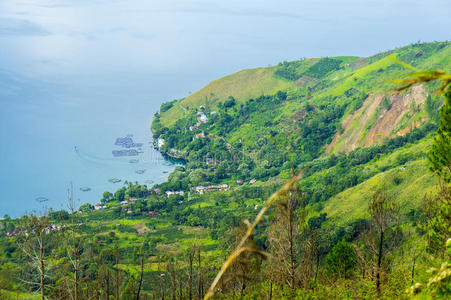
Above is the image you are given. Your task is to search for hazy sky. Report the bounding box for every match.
[0,0,450,98]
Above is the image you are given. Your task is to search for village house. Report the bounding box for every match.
[198,113,208,123]
[193,184,229,194]
[146,211,161,217]
[94,205,107,210]
[157,138,165,148]
[127,197,137,203]
[165,190,184,197]
[6,228,21,237]
[194,132,205,139]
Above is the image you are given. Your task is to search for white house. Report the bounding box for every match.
[199,113,208,123]
[157,138,165,148]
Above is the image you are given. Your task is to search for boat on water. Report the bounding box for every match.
[80,187,91,192]
[136,169,146,174]
[162,171,169,174]
[108,178,121,183]
[129,159,139,163]
[35,197,48,203]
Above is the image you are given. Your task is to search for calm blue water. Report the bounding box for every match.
[0,71,178,217]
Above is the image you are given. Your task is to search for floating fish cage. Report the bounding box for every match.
[112,149,139,157]
[35,197,48,203]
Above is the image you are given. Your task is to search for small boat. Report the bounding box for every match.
[136,169,146,174]
[162,171,169,174]
[80,187,91,192]
[35,197,48,203]
[108,178,121,183]
[129,159,139,163]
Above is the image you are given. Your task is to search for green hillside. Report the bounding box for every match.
[157,42,450,156]
[159,66,300,127]
[2,41,450,299]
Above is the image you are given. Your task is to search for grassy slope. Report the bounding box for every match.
[322,137,436,227]
[160,67,299,127]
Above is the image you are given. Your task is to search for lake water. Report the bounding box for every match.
[0,71,178,217]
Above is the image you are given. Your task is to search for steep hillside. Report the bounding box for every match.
[147,43,449,298]
[156,42,450,154]
[153,42,449,181]
[322,137,436,227]
[326,84,430,153]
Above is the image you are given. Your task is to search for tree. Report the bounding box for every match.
[325,239,357,279]
[114,244,122,300]
[224,96,236,108]
[16,213,52,300]
[187,245,196,300]
[225,224,261,297]
[78,202,93,212]
[197,244,204,299]
[136,247,145,300]
[166,256,177,300]
[101,191,114,204]
[429,84,451,183]
[368,188,399,293]
[425,186,451,254]
[267,180,305,290]
[66,184,81,300]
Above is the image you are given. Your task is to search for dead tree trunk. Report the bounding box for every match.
[136,255,144,300]
[39,231,45,300]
